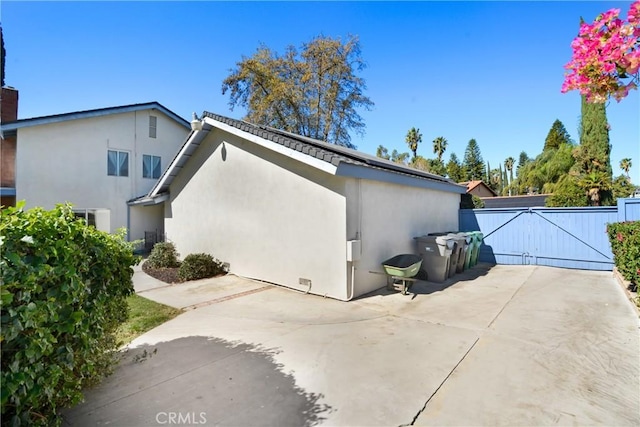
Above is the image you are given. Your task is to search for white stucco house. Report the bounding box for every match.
[0,102,190,243]
[142,112,466,300]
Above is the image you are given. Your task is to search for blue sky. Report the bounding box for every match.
[2,1,639,183]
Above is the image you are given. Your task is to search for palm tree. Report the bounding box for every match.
[432,136,448,163]
[405,127,422,161]
[579,171,611,206]
[504,157,515,196]
[620,158,632,181]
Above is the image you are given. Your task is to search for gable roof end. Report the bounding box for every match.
[0,102,190,133]
[144,112,467,200]
[202,112,465,188]
[464,180,498,197]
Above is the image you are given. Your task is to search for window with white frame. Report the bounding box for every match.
[143,155,161,179]
[107,150,129,177]
[73,210,96,227]
[149,115,157,138]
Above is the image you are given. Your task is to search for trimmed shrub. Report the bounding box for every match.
[145,241,180,269]
[178,253,226,281]
[607,221,640,291]
[1,203,138,426]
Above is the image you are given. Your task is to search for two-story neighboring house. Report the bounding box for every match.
[0,101,190,243]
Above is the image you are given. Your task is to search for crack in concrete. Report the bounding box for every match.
[401,267,537,426]
[403,336,480,426]
[486,266,536,329]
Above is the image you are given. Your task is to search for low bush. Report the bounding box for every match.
[1,203,138,425]
[177,253,226,281]
[607,220,640,292]
[145,241,180,269]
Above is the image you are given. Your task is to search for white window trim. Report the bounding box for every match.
[142,154,162,179]
[149,115,157,139]
[107,150,129,177]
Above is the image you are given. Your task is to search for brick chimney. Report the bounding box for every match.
[1,86,18,122]
[1,86,18,207]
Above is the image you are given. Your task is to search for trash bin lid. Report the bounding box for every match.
[414,235,455,252]
[435,232,466,247]
[421,234,456,248]
[452,233,472,244]
[472,231,484,242]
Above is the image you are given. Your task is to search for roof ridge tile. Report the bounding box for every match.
[201,111,462,188]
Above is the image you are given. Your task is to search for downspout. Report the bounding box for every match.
[347,260,356,301]
[128,110,136,242]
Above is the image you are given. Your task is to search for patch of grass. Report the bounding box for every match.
[116,294,182,345]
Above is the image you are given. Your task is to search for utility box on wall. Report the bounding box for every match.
[346,240,361,261]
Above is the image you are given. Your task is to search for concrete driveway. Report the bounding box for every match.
[63,264,640,426]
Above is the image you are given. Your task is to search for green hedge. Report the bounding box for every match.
[1,203,139,426]
[607,220,640,291]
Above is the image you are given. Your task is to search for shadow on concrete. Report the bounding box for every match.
[406,263,495,298]
[477,244,498,264]
[358,263,496,301]
[62,336,332,426]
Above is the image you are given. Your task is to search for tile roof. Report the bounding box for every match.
[481,194,550,208]
[202,112,457,185]
[145,112,467,201]
[461,180,497,196]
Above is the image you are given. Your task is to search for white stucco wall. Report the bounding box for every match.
[15,109,188,239]
[345,179,460,297]
[165,130,350,299]
[129,204,165,243]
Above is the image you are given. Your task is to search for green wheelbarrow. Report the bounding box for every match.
[381,254,423,295]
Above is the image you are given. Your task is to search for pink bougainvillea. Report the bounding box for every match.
[562,1,640,103]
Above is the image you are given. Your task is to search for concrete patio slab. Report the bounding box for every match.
[136,274,270,310]
[63,264,640,427]
[62,337,325,427]
[354,264,536,331]
[413,267,640,426]
[131,263,168,293]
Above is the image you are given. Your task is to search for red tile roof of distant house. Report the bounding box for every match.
[459,180,498,197]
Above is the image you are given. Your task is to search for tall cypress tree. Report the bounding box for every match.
[1,25,6,87]
[502,167,509,194]
[577,96,612,177]
[572,95,613,205]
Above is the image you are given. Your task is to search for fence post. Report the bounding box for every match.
[617,198,626,222]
